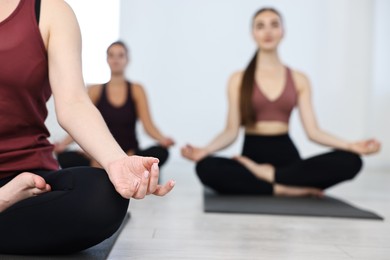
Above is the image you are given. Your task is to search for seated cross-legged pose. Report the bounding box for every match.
[55,41,174,169]
[181,7,380,197]
[0,0,174,255]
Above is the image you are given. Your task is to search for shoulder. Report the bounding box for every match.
[229,70,244,85]
[289,68,311,93]
[88,84,103,94]
[87,84,103,103]
[130,82,145,93]
[41,0,77,24]
[130,82,147,100]
[41,0,75,14]
[227,70,244,92]
[40,0,80,48]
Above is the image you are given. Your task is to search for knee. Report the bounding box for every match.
[196,157,211,175]
[158,147,169,167]
[195,157,215,183]
[146,146,169,167]
[57,151,90,168]
[56,152,72,168]
[70,167,129,214]
[84,169,129,226]
[341,151,363,180]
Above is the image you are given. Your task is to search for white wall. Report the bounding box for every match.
[367,0,390,169]
[120,0,388,168]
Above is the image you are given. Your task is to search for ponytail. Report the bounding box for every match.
[240,51,258,126]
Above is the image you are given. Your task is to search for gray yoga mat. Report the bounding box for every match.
[0,212,131,260]
[204,189,383,220]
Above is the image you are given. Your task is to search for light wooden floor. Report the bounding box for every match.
[109,160,390,260]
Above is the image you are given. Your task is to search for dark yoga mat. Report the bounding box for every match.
[204,189,383,220]
[0,212,131,260]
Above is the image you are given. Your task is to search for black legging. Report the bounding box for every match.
[0,167,129,255]
[196,134,363,195]
[57,145,169,169]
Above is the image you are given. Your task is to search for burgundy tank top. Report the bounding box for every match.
[0,0,59,177]
[96,82,138,152]
[252,67,297,123]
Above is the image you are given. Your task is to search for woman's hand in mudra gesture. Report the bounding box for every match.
[349,139,381,155]
[106,155,175,199]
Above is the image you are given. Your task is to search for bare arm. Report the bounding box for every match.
[133,84,174,147]
[53,85,102,153]
[42,0,174,198]
[181,72,242,161]
[53,134,75,154]
[295,71,380,155]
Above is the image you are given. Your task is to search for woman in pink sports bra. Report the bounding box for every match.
[181,7,381,196]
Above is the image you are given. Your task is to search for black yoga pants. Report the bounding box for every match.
[196,134,363,195]
[0,167,129,255]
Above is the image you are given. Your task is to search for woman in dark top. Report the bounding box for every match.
[55,41,174,168]
[181,8,380,196]
[0,0,174,254]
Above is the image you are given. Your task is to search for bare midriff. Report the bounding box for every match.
[245,121,289,136]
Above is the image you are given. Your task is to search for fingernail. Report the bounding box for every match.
[170,180,175,187]
[153,163,158,170]
[144,171,149,178]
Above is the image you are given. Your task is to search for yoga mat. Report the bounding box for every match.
[0,212,131,259]
[204,189,383,220]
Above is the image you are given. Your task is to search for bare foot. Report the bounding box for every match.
[274,184,324,197]
[233,156,324,197]
[0,172,51,212]
[234,155,275,183]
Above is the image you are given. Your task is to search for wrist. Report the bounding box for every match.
[345,142,353,151]
[158,136,167,143]
[0,199,10,212]
[102,150,128,171]
[203,147,212,156]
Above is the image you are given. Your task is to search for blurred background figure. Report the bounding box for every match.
[55,41,175,168]
[181,8,381,196]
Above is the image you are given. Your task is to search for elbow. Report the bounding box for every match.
[54,97,93,130]
[306,129,319,142]
[56,109,70,130]
[226,128,239,143]
[55,101,80,131]
[307,133,316,142]
[232,129,240,140]
[143,123,158,137]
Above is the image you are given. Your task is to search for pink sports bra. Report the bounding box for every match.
[252,67,298,123]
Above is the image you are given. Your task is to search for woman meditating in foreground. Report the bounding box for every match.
[0,0,174,254]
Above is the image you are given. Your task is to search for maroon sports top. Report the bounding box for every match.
[0,0,59,177]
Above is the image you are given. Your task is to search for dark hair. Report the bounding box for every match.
[106,40,129,56]
[240,8,283,126]
[252,8,283,27]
